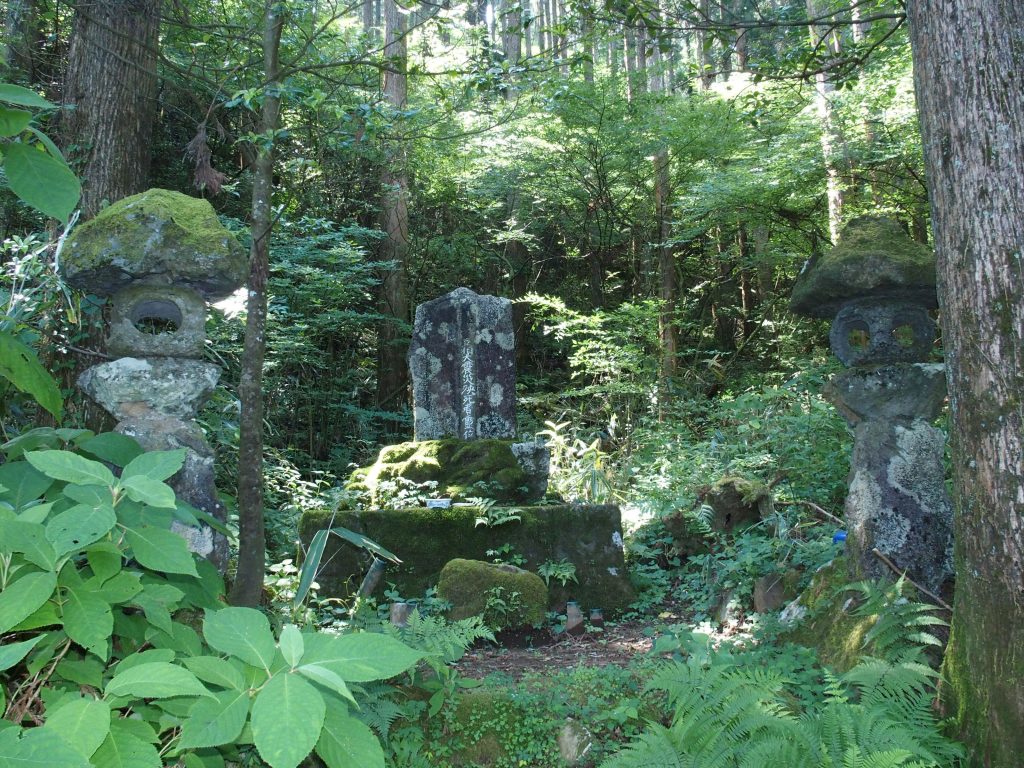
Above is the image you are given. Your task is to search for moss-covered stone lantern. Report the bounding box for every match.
[62,189,246,570]
[790,217,953,593]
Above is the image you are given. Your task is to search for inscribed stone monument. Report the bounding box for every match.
[408,287,516,441]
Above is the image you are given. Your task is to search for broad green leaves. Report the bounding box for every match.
[178,690,249,749]
[315,710,385,768]
[0,83,80,222]
[203,608,277,669]
[2,143,81,223]
[0,571,56,633]
[105,662,210,699]
[45,698,110,759]
[25,451,116,488]
[301,632,423,682]
[46,504,116,556]
[0,636,43,672]
[0,727,90,768]
[124,527,198,577]
[251,673,325,768]
[0,333,63,420]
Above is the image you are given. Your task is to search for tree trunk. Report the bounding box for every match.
[806,0,847,242]
[61,0,160,218]
[376,0,411,413]
[697,0,714,90]
[906,3,1024,766]
[4,0,41,80]
[230,0,284,608]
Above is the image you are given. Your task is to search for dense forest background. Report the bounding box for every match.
[1,0,1022,766]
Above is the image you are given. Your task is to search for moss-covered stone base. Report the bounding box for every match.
[438,559,547,627]
[345,439,548,506]
[299,503,635,617]
[779,558,876,672]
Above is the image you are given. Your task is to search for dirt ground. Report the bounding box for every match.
[452,620,657,679]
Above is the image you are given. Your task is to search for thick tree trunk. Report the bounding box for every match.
[906,4,1024,767]
[230,0,284,607]
[376,0,411,413]
[61,0,159,218]
[806,0,847,242]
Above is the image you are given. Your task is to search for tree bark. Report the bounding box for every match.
[376,0,411,413]
[230,0,284,608]
[906,4,1024,767]
[61,0,160,218]
[806,0,847,242]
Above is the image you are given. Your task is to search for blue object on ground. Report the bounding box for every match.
[833,530,847,544]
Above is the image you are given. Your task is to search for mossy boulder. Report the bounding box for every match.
[62,188,246,300]
[345,439,549,506]
[790,217,937,319]
[438,559,547,627]
[298,503,635,617]
[703,475,773,532]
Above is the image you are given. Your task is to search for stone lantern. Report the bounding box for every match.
[62,189,247,570]
[791,217,953,592]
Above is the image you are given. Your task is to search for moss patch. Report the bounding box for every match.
[62,188,246,300]
[437,690,561,767]
[780,558,875,672]
[299,503,635,617]
[791,217,937,318]
[438,559,547,627]
[346,439,546,506]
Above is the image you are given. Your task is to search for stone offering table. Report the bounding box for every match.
[791,217,953,592]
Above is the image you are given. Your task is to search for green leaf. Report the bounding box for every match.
[0,334,63,419]
[124,527,198,576]
[279,624,303,668]
[327,526,401,564]
[0,571,57,633]
[0,461,53,507]
[16,502,53,524]
[105,661,211,699]
[183,656,246,691]
[24,451,115,487]
[300,632,422,682]
[121,449,187,482]
[86,542,123,582]
[131,592,172,634]
[0,84,54,108]
[295,664,355,705]
[119,475,176,509]
[294,529,328,607]
[0,107,31,137]
[44,698,110,759]
[0,727,89,768]
[78,433,143,468]
[0,519,56,569]
[0,635,43,672]
[178,689,250,749]
[93,571,142,604]
[62,583,113,658]
[3,142,81,223]
[63,483,114,508]
[251,673,325,768]
[91,723,160,768]
[203,608,276,669]
[45,503,116,556]
[315,709,385,768]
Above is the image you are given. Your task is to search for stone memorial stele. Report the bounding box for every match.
[62,189,246,571]
[408,287,517,441]
[301,286,637,617]
[791,217,953,592]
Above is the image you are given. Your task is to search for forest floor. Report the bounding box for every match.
[453,620,656,680]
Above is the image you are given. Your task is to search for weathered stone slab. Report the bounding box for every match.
[78,357,219,420]
[409,288,516,440]
[299,503,636,617]
[825,364,947,424]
